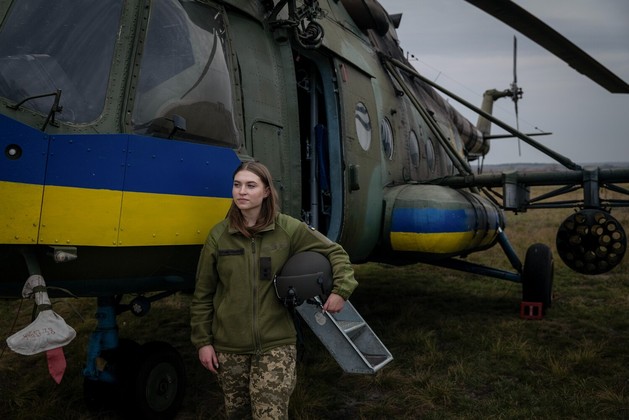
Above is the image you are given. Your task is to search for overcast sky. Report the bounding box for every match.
[377,0,629,165]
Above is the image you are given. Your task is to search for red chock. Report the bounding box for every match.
[520,301,543,320]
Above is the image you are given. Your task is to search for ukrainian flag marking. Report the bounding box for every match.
[390,206,498,254]
[1,129,241,247]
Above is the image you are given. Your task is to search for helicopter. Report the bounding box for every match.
[1,0,628,417]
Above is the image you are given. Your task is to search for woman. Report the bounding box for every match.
[190,161,358,419]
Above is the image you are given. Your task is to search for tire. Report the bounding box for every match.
[129,341,186,420]
[522,243,554,313]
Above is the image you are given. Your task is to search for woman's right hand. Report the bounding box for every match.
[198,344,219,373]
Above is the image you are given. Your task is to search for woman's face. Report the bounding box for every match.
[232,169,269,214]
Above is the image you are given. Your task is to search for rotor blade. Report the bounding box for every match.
[484,132,552,140]
[515,99,521,155]
[513,35,517,84]
[464,0,629,94]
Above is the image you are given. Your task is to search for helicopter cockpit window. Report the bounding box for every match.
[0,0,122,123]
[355,102,372,151]
[409,130,420,170]
[132,0,239,147]
[381,118,394,160]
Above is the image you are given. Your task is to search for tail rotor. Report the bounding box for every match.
[510,36,524,154]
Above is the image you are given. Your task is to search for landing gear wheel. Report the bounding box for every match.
[130,341,186,420]
[522,243,554,313]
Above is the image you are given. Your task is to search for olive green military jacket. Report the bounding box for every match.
[190,213,358,354]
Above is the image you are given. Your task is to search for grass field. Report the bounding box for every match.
[1,186,628,419]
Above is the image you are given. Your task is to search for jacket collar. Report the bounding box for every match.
[227,215,277,236]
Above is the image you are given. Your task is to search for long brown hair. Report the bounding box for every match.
[227,161,280,237]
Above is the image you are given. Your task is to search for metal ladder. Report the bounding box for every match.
[295,300,393,374]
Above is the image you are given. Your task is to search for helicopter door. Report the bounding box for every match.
[332,59,382,260]
[293,52,342,240]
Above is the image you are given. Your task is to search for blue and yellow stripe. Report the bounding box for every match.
[385,184,503,255]
[1,116,240,246]
[390,207,494,253]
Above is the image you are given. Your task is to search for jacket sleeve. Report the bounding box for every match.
[288,217,358,300]
[190,230,219,350]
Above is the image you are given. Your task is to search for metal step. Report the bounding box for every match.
[295,300,393,374]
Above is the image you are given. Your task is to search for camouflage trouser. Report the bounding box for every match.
[216,345,297,420]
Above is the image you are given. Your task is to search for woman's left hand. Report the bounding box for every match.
[322,292,345,313]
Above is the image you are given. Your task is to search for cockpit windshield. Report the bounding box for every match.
[131,0,239,147]
[0,0,122,124]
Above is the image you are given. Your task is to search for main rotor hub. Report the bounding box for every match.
[556,209,627,274]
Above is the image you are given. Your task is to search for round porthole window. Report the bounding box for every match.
[381,118,394,160]
[355,102,371,151]
[425,136,435,171]
[409,130,420,169]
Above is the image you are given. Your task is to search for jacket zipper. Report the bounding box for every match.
[251,236,262,355]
